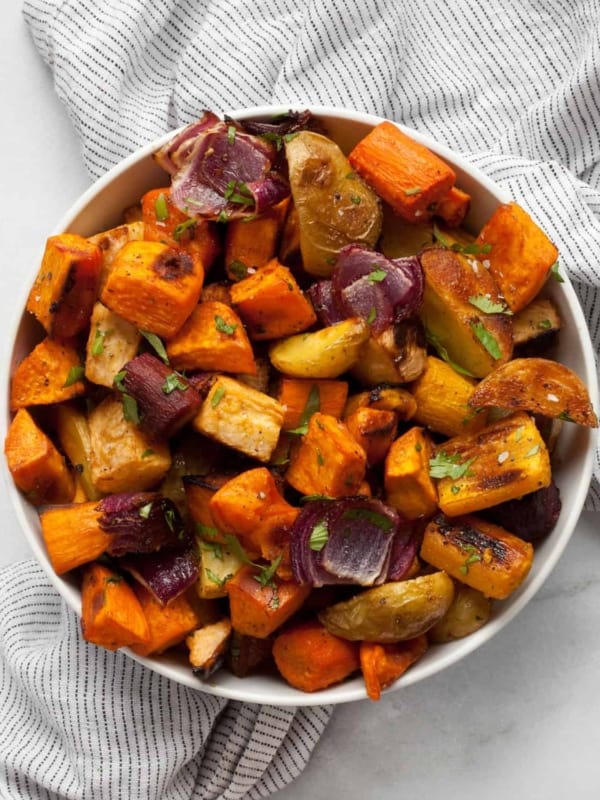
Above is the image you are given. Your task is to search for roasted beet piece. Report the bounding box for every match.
[121,352,201,440]
[483,481,562,543]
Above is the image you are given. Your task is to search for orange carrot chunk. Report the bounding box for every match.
[81,562,150,651]
[40,501,111,575]
[360,635,428,701]
[276,378,349,430]
[10,338,85,411]
[349,121,456,223]
[225,197,290,280]
[273,619,360,692]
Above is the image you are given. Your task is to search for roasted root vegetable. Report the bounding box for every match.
[100,240,204,338]
[433,412,551,516]
[348,121,456,223]
[269,317,369,379]
[345,407,398,466]
[285,131,382,276]
[85,302,141,388]
[226,566,311,638]
[318,571,455,642]
[5,408,75,505]
[197,537,245,599]
[434,185,471,227]
[410,356,488,437]
[226,631,274,677]
[428,583,493,642]
[344,385,417,420]
[88,221,144,289]
[81,563,150,650]
[420,515,534,600]
[272,619,360,692]
[166,299,256,374]
[186,619,232,678]
[40,501,111,574]
[512,297,561,349]
[10,338,85,411]
[192,375,284,463]
[225,197,290,279]
[360,635,428,701]
[285,412,367,497]
[53,403,102,501]
[230,258,316,340]
[468,357,598,427]
[384,426,438,520]
[277,378,349,431]
[474,201,558,313]
[26,233,102,338]
[352,319,428,386]
[419,246,513,378]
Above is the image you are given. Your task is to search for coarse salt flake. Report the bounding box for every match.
[497,450,510,464]
[482,259,491,269]
[547,393,559,402]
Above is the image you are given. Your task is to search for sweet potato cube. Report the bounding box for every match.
[348,121,456,223]
[183,473,231,535]
[10,338,85,411]
[141,188,220,272]
[434,185,471,227]
[26,233,102,338]
[5,408,75,505]
[285,412,367,497]
[192,376,284,463]
[230,258,317,340]
[225,197,290,279]
[419,247,514,378]
[434,412,552,516]
[130,585,218,656]
[345,407,398,466]
[88,221,145,291]
[421,514,534,599]
[186,619,232,677]
[210,467,299,560]
[226,566,311,638]
[88,396,171,494]
[277,378,348,430]
[360,635,428,701]
[85,302,141,388]
[344,386,417,421]
[475,201,559,313]
[81,563,150,650]
[410,356,488,437]
[40,501,111,574]
[166,299,256,374]
[100,240,204,338]
[384,426,438,520]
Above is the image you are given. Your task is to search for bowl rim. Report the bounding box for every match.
[2,104,597,706]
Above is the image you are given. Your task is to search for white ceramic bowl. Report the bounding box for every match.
[2,106,598,706]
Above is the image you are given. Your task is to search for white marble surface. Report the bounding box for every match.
[2,4,600,799]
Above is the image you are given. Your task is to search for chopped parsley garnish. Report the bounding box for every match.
[91,327,112,356]
[201,540,224,560]
[154,192,169,221]
[113,370,127,392]
[550,261,564,283]
[229,260,249,280]
[525,444,540,457]
[350,195,362,205]
[468,295,511,315]
[429,451,476,480]
[205,569,231,587]
[470,322,502,359]
[197,523,220,539]
[459,544,482,575]
[162,372,188,394]
[105,576,123,585]
[367,267,387,283]
[211,386,226,407]
[367,306,377,325]
[309,520,329,552]
[217,210,229,223]
[214,314,237,335]
[138,502,153,519]
[538,319,553,330]
[254,555,283,589]
[287,384,320,435]
[425,329,475,377]
[227,125,236,144]
[433,223,492,255]
[173,218,196,241]
[63,365,85,387]
[139,329,170,364]
[121,393,140,425]
[223,180,254,207]
[164,507,176,533]
[404,186,422,196]
[316,449,325,466]
[300,494,335,503]
[141,448,155,459]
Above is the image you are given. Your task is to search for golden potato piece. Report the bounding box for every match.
[428,583,492,643]
[268,318,369,379]
[469,357,598,427]
[318,571,455,643]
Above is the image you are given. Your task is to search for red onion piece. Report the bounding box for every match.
[154,110,221,175]
[331,244,424,333]
[290,497,400,587]
[98,492,185,556]
[386,523,422,581]
[120,547,199,605]
[307,280,346,327]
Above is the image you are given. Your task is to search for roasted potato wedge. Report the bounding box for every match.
[318,571,455,642]
[468,357,598,427]
[269,318,369,379]
[428,583,492,642]
[512,297,561,348]
[352,319,427,386]
[419,247,513,378]
[285,131,382,276]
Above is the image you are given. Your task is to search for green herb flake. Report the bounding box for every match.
[205,568,229,588]
[288,384,321,436]
[429,451,476,480]
[229,260,249,280]
[269,586,280,609]
[197,523,219,539]
[514,426,524,442]
[316,449,325,466]
[211,386,226,408]
[559,410,575,422]
[368,268,387,283]
[214,314,238,336]
[138,501,153,519]
[105,576,123,585]
[425,329,475,377]
[227,125,236,145]
[433,223,492,255]
[162,372,188,394]
[223,180,254,207]
[173,218,196,241]
[113,370,127,392]
[300,494,334,503]
[550,261,565,283]
[367,306,377,325]
[63,365,85,387]
[525,444,540,457]
[345,171,357,180]
[538,319,553,330]
[415,442,422,452]
[342,508,395,532]
[141,448,155,459]
[470,321,502,359]
[154,192,169,221]
[217,210,229,223]
[201,540,224,560]
[283,132,299,143]
[451,484,461,495]
[139,329,170,365]
[254,555,283,589]
[460,544,482,574]
[121,393,140,424]
[350,195,362,205]
[91,327,112,356]
[468,295,511,315]
[309,520,329,552]
[164,507,176,533]
[404,186,422,196]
